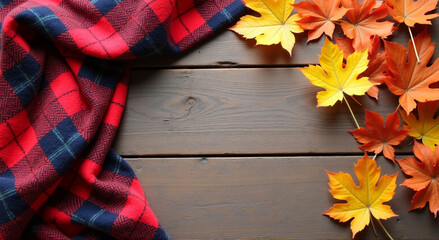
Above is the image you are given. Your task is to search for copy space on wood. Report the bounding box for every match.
[127,156,438,239]
[114,68,409,156]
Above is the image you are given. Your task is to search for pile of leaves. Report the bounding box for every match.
[231,0,439,238]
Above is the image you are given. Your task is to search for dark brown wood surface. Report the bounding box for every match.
[114,6,439,239]
[132,21,438,68]
[113,68,407,156]
[128,156,439,239]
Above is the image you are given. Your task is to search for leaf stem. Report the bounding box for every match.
[370,217,378,237]
[407,26,420,63]
[373,153,378,160]
[343,95,360,129]
[377,218,394,240]
[350,95,362,106]
[394,103,401,113]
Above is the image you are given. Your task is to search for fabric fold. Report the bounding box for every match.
[0,0,246,238]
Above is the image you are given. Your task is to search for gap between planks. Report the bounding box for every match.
[120,152,411,159]
[131,64,310,70]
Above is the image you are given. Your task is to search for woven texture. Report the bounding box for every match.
[0,0,245,239]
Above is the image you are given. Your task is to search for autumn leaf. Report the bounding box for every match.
[349,110,408,161]
[340,0,394,50]
[397,142,439,217]
[294,0,348,42]
[334,36,355,58]
[385,0,439,27]
[361,36,388,99]
[300,39,373,107]
[335,35,388,99]
[230,0,303,55]
[384,29,439,114]
[324,154,398,237]
[400,101,439,150]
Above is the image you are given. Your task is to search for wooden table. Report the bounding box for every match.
[113,18,439,239]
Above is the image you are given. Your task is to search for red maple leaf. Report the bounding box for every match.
[349,110,408,161]
[397,142,439,217]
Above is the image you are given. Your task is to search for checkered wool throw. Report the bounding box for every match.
[0,0,245,238]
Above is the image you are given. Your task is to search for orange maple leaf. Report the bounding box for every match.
[397,142,439,217]
[324,154,398,237]
[384,29,439,114]
[294,0,348,42]
[385,0,439,27]
[340,0,394,50]
[335,35,388,99]
[334,36,355,58]
[349,110,408,161]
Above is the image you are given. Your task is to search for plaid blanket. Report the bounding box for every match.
[0,0,245,239]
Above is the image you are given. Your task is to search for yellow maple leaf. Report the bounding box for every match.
[400,101,439,150]
[230,0,303,55]
[324,154,398,238]
[301,39,374,107]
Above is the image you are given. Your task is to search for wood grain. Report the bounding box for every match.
[133,16,439,67]
[128,156,439,239]
[113,68,411,156]
[133,30,324,67]
[120,5,439,240]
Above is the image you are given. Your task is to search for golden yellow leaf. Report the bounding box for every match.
[324,154,398,238]
[301,39,374,107]
[230,0,303,55]
[400,101,439,150]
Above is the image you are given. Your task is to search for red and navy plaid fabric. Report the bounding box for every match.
[0,0,245,239]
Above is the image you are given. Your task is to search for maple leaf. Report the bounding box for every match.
[300,38,373,107]
[400,100,439,150]
[349,110,409,161]
[384,29,439,114]
[397,142,439,217]
[385,0,439,27]
[334,36,355,58]
[294,0,348,42]
[324,154,398,237]
[340,0,394,50]
[335,35,388,99]
[230,0,303,55]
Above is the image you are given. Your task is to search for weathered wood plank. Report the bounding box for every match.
[133,30,324,67]
[113,68,411,156]
[128,156,439,239]
[133,15,439,67]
